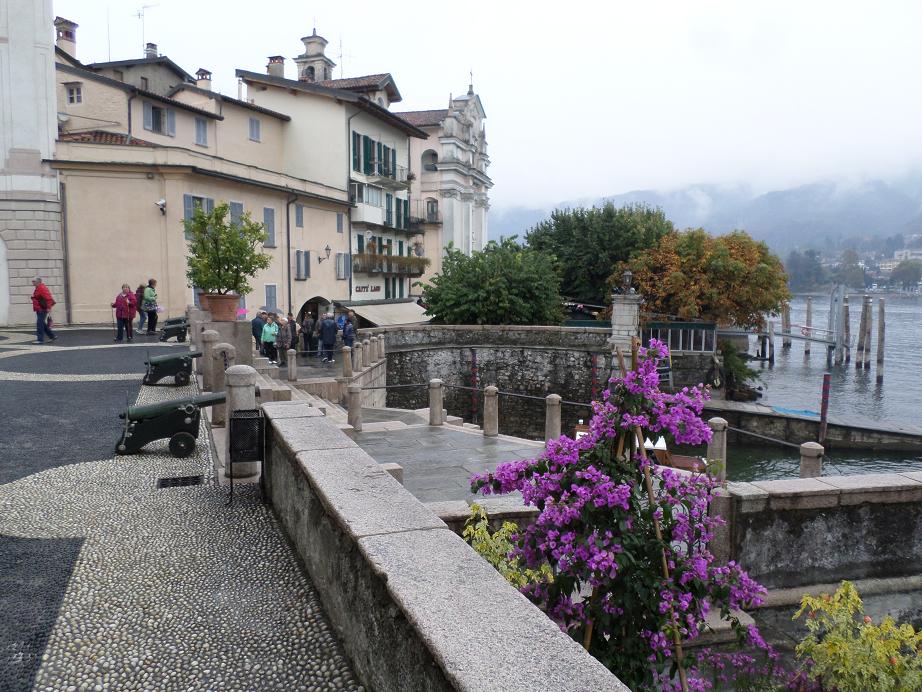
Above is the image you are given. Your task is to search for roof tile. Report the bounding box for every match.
[58,130,158,147]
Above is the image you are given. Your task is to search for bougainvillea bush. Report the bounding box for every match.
[470,340,778,690]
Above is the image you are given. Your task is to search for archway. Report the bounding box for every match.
[421,149,438,171]
[296,295,332,324]
[0,236,8,326]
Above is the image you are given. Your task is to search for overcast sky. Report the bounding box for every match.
[54,0,922,208]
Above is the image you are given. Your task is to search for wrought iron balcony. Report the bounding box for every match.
[351,252,430,276]
[369,161,409,190]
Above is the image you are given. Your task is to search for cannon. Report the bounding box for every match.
[159,316,188,342]
[143,349,202,386]
[116,391,226,457]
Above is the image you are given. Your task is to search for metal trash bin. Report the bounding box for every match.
[228,408,263,504]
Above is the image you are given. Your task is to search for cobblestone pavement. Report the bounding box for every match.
[0,329,361,692]
[348,424,544,502]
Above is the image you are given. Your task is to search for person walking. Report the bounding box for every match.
[135,284,147,332]
[300,312,316,356]
[261,313,279,364]
[251,310,266,355]
[319,312,338,363]
[30,277,57,344]
[275,316,290,366]
[142,279,159,335]
[111,283,137,342]
[342,316,356,348]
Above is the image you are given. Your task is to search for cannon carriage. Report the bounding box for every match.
[115,392,225,458]
[159,316,188,343]
[143,350,201,386]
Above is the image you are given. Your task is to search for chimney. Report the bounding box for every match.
[145,42,158,59]
[267,55,285,78]
[195,68,212,90]
[54,17,78,58]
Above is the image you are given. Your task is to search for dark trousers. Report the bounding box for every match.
[35,311,55,342]
[303,334,317,356]
[116,317,133,341]
[263,342,278,362]
[321,341,335,361]
[146,310,158,333]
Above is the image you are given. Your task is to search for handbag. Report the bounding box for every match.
[142,300,156,312]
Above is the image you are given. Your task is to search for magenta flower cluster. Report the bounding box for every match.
[470,339,776,690]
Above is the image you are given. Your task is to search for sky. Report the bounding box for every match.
[54,0,922,209]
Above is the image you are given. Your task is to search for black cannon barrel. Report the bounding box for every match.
[146,350,202,366]
[162,316,189,325]
[125,391,226,421]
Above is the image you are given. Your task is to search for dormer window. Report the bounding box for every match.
[65,83,82,104]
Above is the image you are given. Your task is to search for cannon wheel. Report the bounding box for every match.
[174,371,191,386]
[168,432,196,458]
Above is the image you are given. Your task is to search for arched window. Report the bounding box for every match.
[425,198,439,223]
[421,149,438,171]
[304,66,315,81]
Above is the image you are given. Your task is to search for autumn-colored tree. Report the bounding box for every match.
[624,229,790,329]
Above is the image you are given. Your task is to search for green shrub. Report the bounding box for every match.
[462,504,552,589]
[794,581,922,691]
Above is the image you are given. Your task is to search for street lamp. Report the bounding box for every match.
[317,244,332,263]
[621,268,633,293]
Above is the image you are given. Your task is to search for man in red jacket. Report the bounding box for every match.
[30,277,57,344]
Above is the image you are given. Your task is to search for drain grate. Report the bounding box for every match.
[157,475,204,489]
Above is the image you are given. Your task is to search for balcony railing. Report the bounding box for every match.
[352,252,430,276]
[369,162,409,190]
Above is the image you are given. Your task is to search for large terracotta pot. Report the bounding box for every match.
[204,293,239,321]
[197,293,212,312]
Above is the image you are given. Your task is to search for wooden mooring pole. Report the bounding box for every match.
[855,296,868,369]
[842,296,851,363]
[805,297,812,356]
[768,321,775,364]
[782,303,792,349]
[877,298,885,384]
[819,372,831,443]
[863,295,873,370]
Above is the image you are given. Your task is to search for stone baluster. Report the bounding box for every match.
[225,365,259,478]
[428,379,444,426]
[287,349,298,382]
[353,342,364,372]
[362,339,371,368]
[210,342,236,426]
[341,346,353,378]
[799,441,824,478]
[200,329,219,392]
[707,417,728,485]
[545,394,561,442]
[483,385,499,437]
[347,384,362,432]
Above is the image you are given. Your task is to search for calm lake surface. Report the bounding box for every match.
[720,293,922,480]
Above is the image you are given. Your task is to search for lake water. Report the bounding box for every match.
[721,293,922,480]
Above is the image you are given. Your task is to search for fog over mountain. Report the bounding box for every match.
[491,172,922,253]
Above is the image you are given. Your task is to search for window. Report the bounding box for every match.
[263,207,276,246]
[143,101,175,136]
[183,194,214,239]
[398,240,404,257]
[229,201,244,225]
[385,194,393,226]
[350,181,364,204]
[265,284,277,310]
[66,84,82,104]
[395,198,403,229]
[336,212,344,233]
[376,142,383,173]
[365,185,383,207]
[194,117,208,146]
[249,117,261,142]
[295,250,311,280]
[295,204,304,228]
[426,198,439,222]
[362,135,373,174]
[335,252,351,280]
[356,234,364,254]
[352,131,361,172]
[382,146,390,176]
[140,76,149,90]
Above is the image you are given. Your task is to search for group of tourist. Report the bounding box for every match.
[109,279,160,343]
[250,309,356,365]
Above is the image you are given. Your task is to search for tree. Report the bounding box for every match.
[185,202,271,295]
[525,203,673,305]
[834,248,867,289]
[627,229,790,329]
[890,259,922,290]
[785,249,828,292]
[420,239,563,325]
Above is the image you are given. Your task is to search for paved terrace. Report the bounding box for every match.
[0,328,360,691]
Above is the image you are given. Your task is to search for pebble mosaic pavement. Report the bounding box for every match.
[0,329,361,692]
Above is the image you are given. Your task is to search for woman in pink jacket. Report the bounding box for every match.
[112,283,137,342]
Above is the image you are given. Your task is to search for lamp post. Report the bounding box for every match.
[317,244,332,263]
[621,268,633,293]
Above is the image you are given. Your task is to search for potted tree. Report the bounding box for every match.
[185,202,272,321]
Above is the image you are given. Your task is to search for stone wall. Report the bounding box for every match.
[720,473,922,589]
[260,400,627,691]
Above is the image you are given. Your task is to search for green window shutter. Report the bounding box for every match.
[376,141,383,174]
[386,194,393,226]
[363,135,372,174]
[352,132,361,171]
[404,200,409,229]
[399,277,405,298]
[398,240,404,257]
[391,146,397,177]
[357,234,364,253]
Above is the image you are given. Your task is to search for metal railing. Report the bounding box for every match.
[641,321,717,354]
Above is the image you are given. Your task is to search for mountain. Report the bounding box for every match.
[490,173,922,253]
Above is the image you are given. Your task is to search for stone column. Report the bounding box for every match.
[210,343,236,426]
[428,379,444,426]
[353,342,364,372]
[287,349,298,382]
[545,394,562,442]
[799,441,824,478]
[707,417,728,484]
[225,365,259,478]
[379,335,386,360]
[341,346,353,378]
[347,384,363,432]
[608,293,643,369]
[200,329,220,392]
[362,339,371,368]
[483,385,499,437]
[253,356,270,375]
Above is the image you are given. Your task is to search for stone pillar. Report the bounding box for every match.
[353,342,364,372]
[545,394,562,442]
[608,293,643,368]
[799,441,824,478]
[707,417,728,484]
[483,385,499,437]
[709,488,733,565]
[367,336,376,362]
[341,346,353,378]
[210,343,236,425]
[347,384,362,432]
[200,329,220,391]
[225,365,259,478]
[379,335,386,360]
[428,379,444,426]
[253,356,270,375]
[362,339,371,368]
[287,349,297,382]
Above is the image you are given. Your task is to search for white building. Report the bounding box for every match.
[0,3,66,326]
[396,87,492,282]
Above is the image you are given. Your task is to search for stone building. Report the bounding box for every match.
[0,1,66,326]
